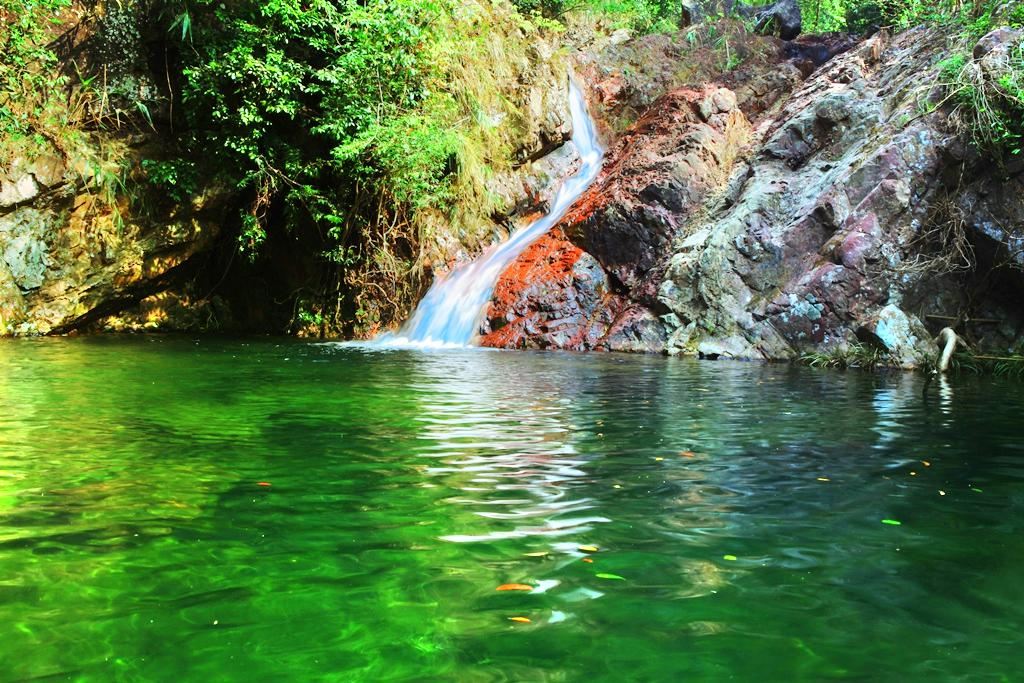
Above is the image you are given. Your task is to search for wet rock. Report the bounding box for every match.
[784,35,861,69]
[480,229,617,350]
[604,306,668,353]
[484,85,754,353]
[857,305,936,368]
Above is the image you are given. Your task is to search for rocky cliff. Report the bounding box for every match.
[482,27,1024,366]
[0,147,228,336]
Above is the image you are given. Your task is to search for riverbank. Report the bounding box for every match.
[2,1,1022,368]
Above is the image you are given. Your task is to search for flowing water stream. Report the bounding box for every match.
[379,79,604,348]
[2,337,1024,681]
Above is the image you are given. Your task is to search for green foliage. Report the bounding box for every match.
[800,0,1024,35]
[172,0,453,251]
[512,0,682,31]
[155,0,571,332]
[933,352,1024,379]
[0,0,140,233]
[938,35,1024,159]
[141,159,198,204]
[799,343,896,370]
[0,0,72,160]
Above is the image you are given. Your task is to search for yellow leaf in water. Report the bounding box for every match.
[817,477,830,482]
[922,461,931,467]
[496,584,533,592]
[524,552,548,557]
[578,545,599,553]
[508,617,531,623]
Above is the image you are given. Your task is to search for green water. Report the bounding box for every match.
[1,338,1023,682]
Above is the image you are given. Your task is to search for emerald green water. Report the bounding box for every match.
[1,338,1023,682]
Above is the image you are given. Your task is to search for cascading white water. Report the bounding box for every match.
[377,79,604,348]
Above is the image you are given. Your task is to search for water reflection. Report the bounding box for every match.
[2,339,1024,682]
[395,349,609,543]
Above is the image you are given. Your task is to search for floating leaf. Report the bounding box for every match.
[508,617,531,623]
[524,552,549,558]
[723,554,738,561]
[578,545,599,553]
[595,573,626,581]
[817,477,830,482]
[881,519,902,526]
[496,584,533,592]
[971,487,983,493]
[922,461,931,467]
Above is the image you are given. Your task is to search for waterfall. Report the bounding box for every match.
[377,79,604,349]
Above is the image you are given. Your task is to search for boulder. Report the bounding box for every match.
[972,27,1023,63]
[751,0,802,40]
[857,304,936,369]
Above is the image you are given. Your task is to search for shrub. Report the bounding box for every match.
[939,39,1024,159]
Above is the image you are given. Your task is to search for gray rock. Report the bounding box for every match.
[0,174,40,209]
[973,27,1023,62]
[0,208,52,290]
[753,0,802,40]
[857,304,936,368]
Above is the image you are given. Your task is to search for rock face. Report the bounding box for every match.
[0,152,226,335]
[482,27,1024,366]
[481,85,751,352]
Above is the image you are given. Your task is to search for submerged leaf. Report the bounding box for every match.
[723,554,738,561]
[881,519,902,526]
[595,573,626,581]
